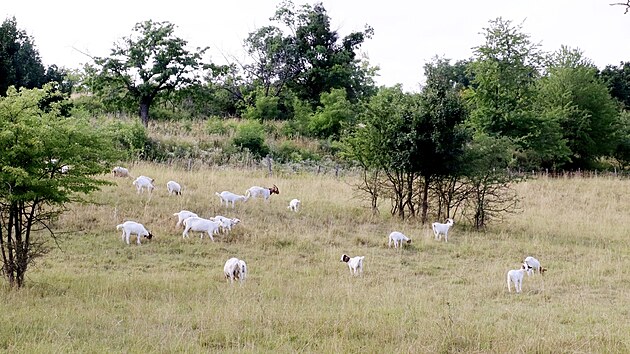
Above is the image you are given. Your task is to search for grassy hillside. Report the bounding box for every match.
[1,162,629,352]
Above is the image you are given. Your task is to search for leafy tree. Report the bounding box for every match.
[466,18,566,168]
[92,20,208,126]
[600,61,630,110]
[0,84,119,288]
[415,58,470,223]
[537,47,620,169]
[0,17,46,96]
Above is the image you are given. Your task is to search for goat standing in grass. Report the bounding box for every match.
[287,199,301,212]
[245,185,279,202]
[340,254,364,276]
[432,218,454,242]
[116,221,153,245]
[132,176,155,194]
[224,257,247,284]
[182,217,220,241]
[216,191,247,208]
[524,256,547,276]
[388,231,411,249]
[507,263,532,293]
[173,210,198,228]
[112,166,131,178]
[167,180,182,195]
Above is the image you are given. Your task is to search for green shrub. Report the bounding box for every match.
[232,120,269,159]
[206,117,235,136]
[100,119,148,160]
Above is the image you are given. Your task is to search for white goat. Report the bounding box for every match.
[507,263,532,293]
[116,221,153,245]
[432,218,455,242]
[132,176,155,194]
[340,254,364,276]
[524,256,547,276]
[388,231,411,249]
[224,257,247,284]
[245,185,279,202]
[112,166,131,178]
[212,215,241,234]
[216,191,247,208]
[167,180,182,195]
[287,198,301,212]
[173,210,198,228]
[182,216,220,241]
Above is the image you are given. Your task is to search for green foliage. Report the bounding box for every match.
[100,119,149,160]
[467,18,545,168]
[600,61,630,110]
[243,94,280,121]
[232,120,269,158]
[0,17,46,95]
[0,84,118,287]
[308,88,354,138]
[92,20,208,126]
[536,46,620,169]
[206,117,236,136]
[272,141,320,162]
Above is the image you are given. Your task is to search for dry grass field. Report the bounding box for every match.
[1,162,629,353]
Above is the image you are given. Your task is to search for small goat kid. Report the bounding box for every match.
[245,185,279,202]
[524,256,547,276]
[167,180,182,195]
[173,210,198,228]
[507,263,532,293]
[224,257,247,284]
[388,231,411,249]
[287,198,301,212]
[116,221,153,245]
[216,191,247,208]
[211,215,241,234]
[132,176,155,194]
[432,218,455,242]
[340,254,364,276]
[182,217,220,241]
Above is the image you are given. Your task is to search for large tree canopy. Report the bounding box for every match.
[92,20,208,126]
[0,17,45,96]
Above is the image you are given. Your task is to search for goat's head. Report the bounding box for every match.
[406,239,412,244]
[445,218,454,225]
[269,184,280,194]
[145,232,154,240]
[340,254,350,263]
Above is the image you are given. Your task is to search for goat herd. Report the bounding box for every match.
[111,165,546,292]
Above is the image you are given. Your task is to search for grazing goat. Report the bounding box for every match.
[182,216,220,241]
[132,176,155,194]
[507,263,532,293]
[245,185,279,202]
[287,198,301,212]
[432,218,455,242]
[212,215,241,234]
[112,166,131,178]
[224,257,247,284]
[524,256,547,276]
[167,180,182,195]
[173,210,198,228]
[340,254,364,276]
[216,191,247,208]
[116,221,153,245]
[388,231,411,249]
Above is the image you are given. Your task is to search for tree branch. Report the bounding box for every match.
[610,1,630,14]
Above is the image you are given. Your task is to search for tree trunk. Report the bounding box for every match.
[139,97,152,127]
[421,174,430,224]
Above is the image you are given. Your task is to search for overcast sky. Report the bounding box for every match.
[2,0,629,91]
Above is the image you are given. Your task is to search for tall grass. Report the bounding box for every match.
[1,164,629,352]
